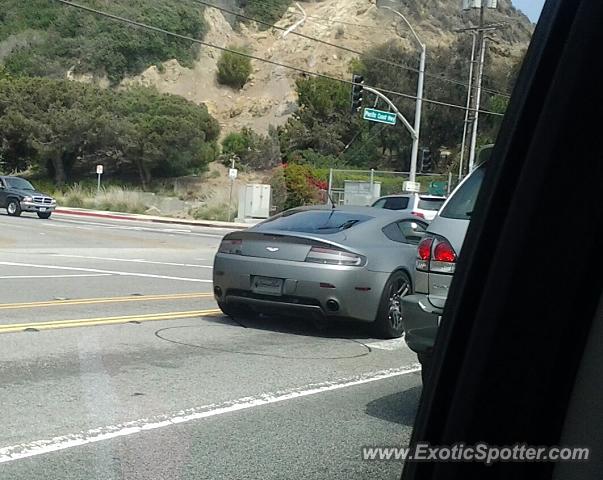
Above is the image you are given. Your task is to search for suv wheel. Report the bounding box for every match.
[37,212,52,219]
[373,271,411,339]
[7,199,22,217]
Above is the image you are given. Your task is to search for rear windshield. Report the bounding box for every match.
[372,196,409,210]
[417,197,445,211]
[256,210,374,234]
[440,165,486,220]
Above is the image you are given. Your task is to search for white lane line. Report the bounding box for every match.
[365,338,409,351]
[0,262,212,284]
[0,364,420,463]
[53,218,226,238]
[0,274,112,279]
[52,254,213,269]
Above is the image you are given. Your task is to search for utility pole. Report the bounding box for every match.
[457,1,504,176]
[468,6,486,173]
[459,33,477,181]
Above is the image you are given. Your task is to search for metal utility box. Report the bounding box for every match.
[343,180,381,206]
[237,184,271,220]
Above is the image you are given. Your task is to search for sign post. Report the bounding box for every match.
[403,181,421,193]
[228,157,238,222]
[96,165,104,194]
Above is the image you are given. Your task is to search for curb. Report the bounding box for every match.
[54,208,252,230]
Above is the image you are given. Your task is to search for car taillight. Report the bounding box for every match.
[305,246,365,266]
[416,237,433,271]
[411,211,425,219]
[430,239,457,274]
[218,238,242,254]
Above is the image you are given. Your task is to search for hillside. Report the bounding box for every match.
[120,0,533,136]
[1,0,532,138]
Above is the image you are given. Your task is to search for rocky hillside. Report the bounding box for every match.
[122,0,533,136]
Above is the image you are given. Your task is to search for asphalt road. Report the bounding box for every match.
[0,210,422,479]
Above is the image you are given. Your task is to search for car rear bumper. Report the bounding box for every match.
[20,201,56,213]
[401,293,442,354]
[213,253,389,322]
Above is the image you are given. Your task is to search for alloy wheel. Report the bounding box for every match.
[388,279,409,330]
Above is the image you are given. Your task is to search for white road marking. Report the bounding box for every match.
[0,364,420,463]
[0,262,212,283]
[52,254,213,269]
[52,217,226,238]
[0,274,113,279]
[365,337,409,351]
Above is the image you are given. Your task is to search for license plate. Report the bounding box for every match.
[39,208,46,212]
[252,276,283,296]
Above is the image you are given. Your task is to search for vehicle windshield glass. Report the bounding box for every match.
[5,178,35,190]
[255,210,373,234]
[440,165,487,220]
[373,197,410,210]
[418,197,445,211]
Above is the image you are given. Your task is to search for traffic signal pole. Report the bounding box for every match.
[410,44,426,183]
[381,6,425,184]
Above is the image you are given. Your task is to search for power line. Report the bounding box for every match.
[53,0,504,117]
[188,0,512,98]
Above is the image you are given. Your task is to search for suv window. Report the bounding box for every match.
[256,210,374,234]
[440,165,487,220]
[372,196,410,210]
[417,197,445,211]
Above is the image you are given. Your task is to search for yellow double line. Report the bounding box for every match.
[0,308,222,334]
[0,292,221,334]
[0,292,213,310]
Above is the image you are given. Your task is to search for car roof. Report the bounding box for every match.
[375,194,446,200]
[290,204,415,219]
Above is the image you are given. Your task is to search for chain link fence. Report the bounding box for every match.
[326,169,456,206]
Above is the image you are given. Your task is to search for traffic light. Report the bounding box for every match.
[421,148,433,172]
[351,74,364,113]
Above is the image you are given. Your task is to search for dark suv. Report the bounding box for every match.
[0,176,57,219]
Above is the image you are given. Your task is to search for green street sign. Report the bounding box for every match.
[363,108,397,126]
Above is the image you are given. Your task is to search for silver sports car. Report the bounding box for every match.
[213,206,428,338]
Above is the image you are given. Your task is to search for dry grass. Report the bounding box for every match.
[56,185,148,214]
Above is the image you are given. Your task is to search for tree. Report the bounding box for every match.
[0,77,220,187]
[1,0,207,82]
[221,127,281,170]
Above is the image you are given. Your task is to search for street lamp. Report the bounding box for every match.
[381,5,426,184]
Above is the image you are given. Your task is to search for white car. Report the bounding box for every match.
[371,193,446,221]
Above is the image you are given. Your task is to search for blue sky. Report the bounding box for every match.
[513,0,546,22]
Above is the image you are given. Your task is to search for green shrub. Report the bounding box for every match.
[1,0,207,82]
[221,127,281,170]
[222,131,251,158]
[190,204,232,221]
[242,0,293,26]
[282,163,323,210]
[216,47,252,89]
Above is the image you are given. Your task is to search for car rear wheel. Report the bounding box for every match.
[37,212,52,219]
[7,199,21,217]
[373,271,411,339]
